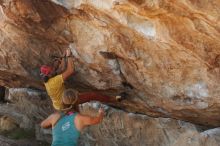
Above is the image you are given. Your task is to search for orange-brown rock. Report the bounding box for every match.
[0,0,220,126]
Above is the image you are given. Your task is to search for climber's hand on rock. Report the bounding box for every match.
[98,108,105,116]
[62,50,66,57]
[116,92,128,102]
[66,49,72,56]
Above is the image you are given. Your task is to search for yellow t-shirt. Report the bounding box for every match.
[44,74,65,110]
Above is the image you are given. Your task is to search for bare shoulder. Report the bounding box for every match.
[74,113,84,131]
[75,113,89,121]
[75,113,83,122]
[74,113,93,126]
[53,112,61,117]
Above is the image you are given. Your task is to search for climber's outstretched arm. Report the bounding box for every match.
[76,108,104,131]
[62,49,74,80]
[56,56,67,74]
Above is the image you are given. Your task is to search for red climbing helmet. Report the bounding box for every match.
[40,65,52,76]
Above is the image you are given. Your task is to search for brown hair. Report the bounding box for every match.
[61,89,79,113]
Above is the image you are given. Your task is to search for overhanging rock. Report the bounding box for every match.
[0,0,220,126]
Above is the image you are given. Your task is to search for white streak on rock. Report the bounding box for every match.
[201,128,220,137]
[69,43,79,58]
[185,82,209,99]
[108,60,120,75]
[195,102,208,109]
[0,6,7,22]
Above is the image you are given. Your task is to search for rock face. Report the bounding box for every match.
[0,86,5,102]
[0,135,17,146]
[0,88,52,129]
[0,0,220,126]
[79,103,220,146]
[0,116,18,131]
[2,88,220,146]
[0,88,52,145]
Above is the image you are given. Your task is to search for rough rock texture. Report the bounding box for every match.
[0,116,18,131]
[0,135,44,146]
[78,103,220,146]
[0,88,52,129]
[0,0,220,127]
[2,88,220,146]
[0,88,52,145]
[0,135,17,146]
[0,86,6,101]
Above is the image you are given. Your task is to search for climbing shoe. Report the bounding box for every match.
[116,92,128,102]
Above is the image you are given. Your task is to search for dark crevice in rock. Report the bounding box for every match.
[0,70,44,89]
[99,51,135,92]
[122,81,134,90]
[0,86,6,103]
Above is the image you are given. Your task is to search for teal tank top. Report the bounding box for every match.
[52,113,80,146]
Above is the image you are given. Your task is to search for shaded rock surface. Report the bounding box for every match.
[0,0,220,128]
[0,135,45,146]
[1,88,220,146]
[0,88,52,129]
[0,116,18,131]
[0,86,6,102]
[0,88,51,145]
[78,103,220,146]
[0,135,17,146]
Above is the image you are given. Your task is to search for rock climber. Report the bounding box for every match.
[41,88,104,146]
[40,48,126,110]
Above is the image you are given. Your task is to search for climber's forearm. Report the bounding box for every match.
[62,57,74,80]
[56,57,67,74]
[60,57,67,72]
